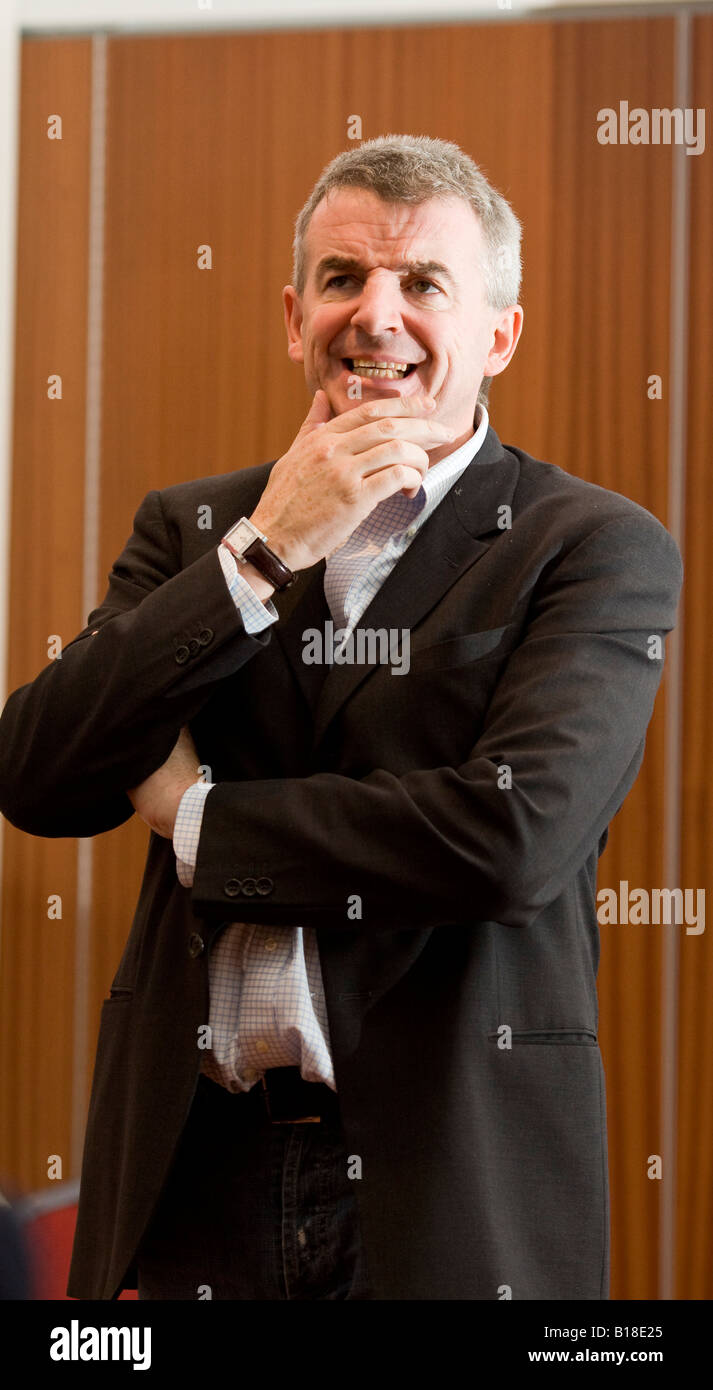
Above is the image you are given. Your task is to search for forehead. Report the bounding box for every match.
[304,187,483,282]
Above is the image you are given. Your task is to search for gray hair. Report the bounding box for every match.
[291,134,522,409]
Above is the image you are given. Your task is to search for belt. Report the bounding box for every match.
[259,1067,340,1125]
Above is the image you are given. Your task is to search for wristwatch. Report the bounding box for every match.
[221,517,297,591]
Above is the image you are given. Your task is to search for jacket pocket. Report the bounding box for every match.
[489,1028,598,1046]
[407,625,512,674]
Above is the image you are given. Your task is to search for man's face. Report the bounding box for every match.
[283,187,522,453]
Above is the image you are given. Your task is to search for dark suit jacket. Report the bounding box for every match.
[0,424,683,1300]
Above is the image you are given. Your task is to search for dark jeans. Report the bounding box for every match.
[136,1073,371,1300]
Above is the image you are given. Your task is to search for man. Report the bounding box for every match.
[0,134,682,1300]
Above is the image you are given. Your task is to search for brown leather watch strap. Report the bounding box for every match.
[239,536,297,591]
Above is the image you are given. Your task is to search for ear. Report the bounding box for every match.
[483,304,524,379]
[283,286,304,365]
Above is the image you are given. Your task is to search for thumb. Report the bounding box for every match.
[175,725,198,758]
[299,388,333,434]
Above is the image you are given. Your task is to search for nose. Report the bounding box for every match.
[349,270,405,337]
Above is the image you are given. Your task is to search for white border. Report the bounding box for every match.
[12,0,713,35]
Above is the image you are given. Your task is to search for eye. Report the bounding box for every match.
[410,279,440,294]
[324,274,354,289]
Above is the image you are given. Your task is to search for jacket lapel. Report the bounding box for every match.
[312,426,519,748]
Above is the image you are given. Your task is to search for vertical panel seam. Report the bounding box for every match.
[660,5,690,1304]
[72,32,107,1179]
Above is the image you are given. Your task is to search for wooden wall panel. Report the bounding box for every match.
[536,16,676,1302]
[677,12,713,1301]
[3,14,708,1302]
[0,38,92,1192]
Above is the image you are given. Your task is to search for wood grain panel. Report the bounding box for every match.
[0,38,92,1193]
[676,12,713,1301]
[4,16,699,1301]
[538,17,676,1302]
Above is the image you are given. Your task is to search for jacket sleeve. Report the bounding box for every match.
[190,510,683,930]
[0,489,272,838]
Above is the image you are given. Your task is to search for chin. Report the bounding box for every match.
[325,388,353,416]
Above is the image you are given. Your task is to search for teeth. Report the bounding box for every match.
[350,358,413,379]
[356,368,404,379]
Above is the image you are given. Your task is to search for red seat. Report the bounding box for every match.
[15,1183,137,1299]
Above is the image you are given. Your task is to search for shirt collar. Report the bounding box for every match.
[416,402,490,523]
[328,402,491,552]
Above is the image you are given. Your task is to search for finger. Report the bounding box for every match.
[297,388,333,436]
[336,416,454,461]
[359,461,426,511]
[325,394,438,434]
[359,443,430,484]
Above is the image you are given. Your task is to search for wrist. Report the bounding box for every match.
[163,779,195,839]
[222,515,299,591]
[237,558,276,602]
[247,512,307,574]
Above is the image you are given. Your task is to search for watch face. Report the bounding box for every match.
[224,518,261,554]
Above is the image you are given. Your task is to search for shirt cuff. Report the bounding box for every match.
[218,542,279,633]
[174,780,214,887]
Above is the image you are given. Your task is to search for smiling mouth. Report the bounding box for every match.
[343,357,419,380]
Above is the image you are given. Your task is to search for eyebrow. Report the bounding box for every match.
[313,254,455,287]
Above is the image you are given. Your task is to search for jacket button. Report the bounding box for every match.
[224,878,242,898]
[255,877,273,896]
[175,644,190,664]
[198,628,214,646]
[187,637,201,657]
[188,932,205,957]
[241,876,257,896]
